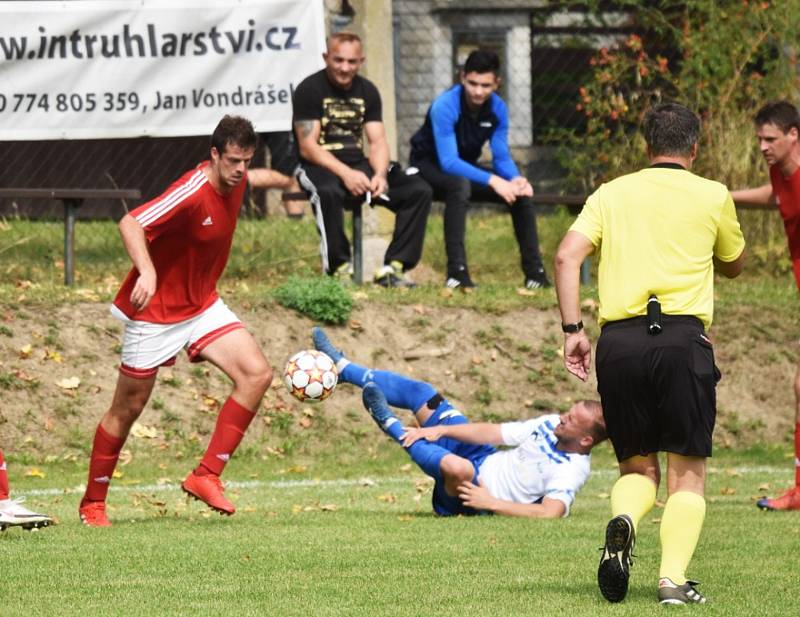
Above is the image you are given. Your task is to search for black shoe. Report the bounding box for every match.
[658,578,707,605]
[524,268,552,290]
[597,514,635,603]
[445,265,476,290]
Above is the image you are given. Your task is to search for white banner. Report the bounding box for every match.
[0,0,326,139]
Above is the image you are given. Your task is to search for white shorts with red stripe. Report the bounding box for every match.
[110,298,243,379]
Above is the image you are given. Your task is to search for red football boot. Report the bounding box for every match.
[756,486,800,511]
[79,500,112,527]
[181,471,235,515]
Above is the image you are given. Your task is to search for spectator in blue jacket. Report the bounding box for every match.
[409,50,550,290]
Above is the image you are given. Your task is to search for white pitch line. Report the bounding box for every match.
[14,465,793,498]
[16,476,415,498]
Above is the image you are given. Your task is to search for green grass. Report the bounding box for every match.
[3,446,798,616]
[1,207,794,316]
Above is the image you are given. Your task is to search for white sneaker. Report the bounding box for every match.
[0,497,53,529]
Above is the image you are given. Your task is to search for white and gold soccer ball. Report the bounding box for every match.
[283,349,338,402]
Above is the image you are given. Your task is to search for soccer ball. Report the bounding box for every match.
[283,349,338,402]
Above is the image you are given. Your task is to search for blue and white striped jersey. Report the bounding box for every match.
[477,414,591,517]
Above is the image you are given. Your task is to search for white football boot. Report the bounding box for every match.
[0,497,53,530]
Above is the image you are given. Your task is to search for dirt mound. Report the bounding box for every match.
[0,300,792,456]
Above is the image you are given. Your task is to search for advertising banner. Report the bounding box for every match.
[0,0,326,139]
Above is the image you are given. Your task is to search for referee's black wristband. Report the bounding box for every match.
[561,321,584,334]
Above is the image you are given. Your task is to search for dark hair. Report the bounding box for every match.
[210,115,257,154]
[755,101,800,134]
[642,102,700,157]
[581,399,607,445]
[463,49,500,76]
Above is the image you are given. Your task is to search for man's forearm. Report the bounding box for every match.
[118,214,155,276]
[438,422,504,445]
[487,499,565,518]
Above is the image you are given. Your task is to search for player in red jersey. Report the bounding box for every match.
[732,101,800,512]
[79,115,274,526]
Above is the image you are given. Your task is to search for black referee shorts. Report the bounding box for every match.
[595,315,720,462]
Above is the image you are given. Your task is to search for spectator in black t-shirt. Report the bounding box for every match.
[293,31,432,286]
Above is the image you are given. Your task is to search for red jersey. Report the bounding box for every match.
[770,165,800,289]
[113,162,246,323]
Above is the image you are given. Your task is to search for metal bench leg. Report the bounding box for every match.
[63,198,82,286]
[580,256,591,286]
[352,201,363,285]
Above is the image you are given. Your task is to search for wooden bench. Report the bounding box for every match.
[0,188,141,285]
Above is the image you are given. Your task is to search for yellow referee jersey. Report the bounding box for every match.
[570,166,745,328]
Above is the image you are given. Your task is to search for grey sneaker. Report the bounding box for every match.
[374,261,416,288]
[333,262,354,285]
[597,514,635,603]
[658,578,707,605]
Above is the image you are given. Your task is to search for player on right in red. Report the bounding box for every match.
[732,100,800,511]
[79,115,274,527]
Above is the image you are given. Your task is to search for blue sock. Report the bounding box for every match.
[342,364,436,412]
[406,441,448,480]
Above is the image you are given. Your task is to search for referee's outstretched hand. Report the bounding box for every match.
[564,331,591,382]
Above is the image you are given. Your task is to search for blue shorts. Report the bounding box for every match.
[423,399,496,516]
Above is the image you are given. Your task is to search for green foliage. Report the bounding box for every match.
[549,0,800,192]
[273,275,353,324]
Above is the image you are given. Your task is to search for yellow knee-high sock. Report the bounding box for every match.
[659,491,706,585]
[610,473,657,531]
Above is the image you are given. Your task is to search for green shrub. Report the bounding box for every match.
[273,276,353,324]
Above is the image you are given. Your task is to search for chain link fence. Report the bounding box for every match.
[0,2,787,220]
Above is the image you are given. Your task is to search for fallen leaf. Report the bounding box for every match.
[130,423,158,439]
[18,344,32,359]
[25,468,45,479]
[439,287,454,298]
[320,504,338,512]
[359,477,376,487]
[413,304,426,314]
[112,470,124,479]
[399,463,412,472]
[298,417,312,429]
[398,515,413,522]
[471,355,482,365]
[597,492,610,499]
[757,483,772,492]
[516,287,538,296]
[720,486,736,495]
[285,465,307,474]
[56,376,81,390]
[377,493,397,504]
[348,319,363,331]
[44,349,63,363]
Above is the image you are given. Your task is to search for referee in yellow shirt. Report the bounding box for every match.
[554,103,746,605]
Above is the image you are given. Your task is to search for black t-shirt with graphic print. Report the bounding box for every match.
[292,69,382,166]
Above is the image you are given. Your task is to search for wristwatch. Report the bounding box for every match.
[561,320,584,334]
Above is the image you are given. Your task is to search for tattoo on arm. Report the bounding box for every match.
[297,120,314,138]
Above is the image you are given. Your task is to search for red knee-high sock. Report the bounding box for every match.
[195,397,256,476]
[0,449,9,500]
[82,424,125,504]
[795,422,800,488]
